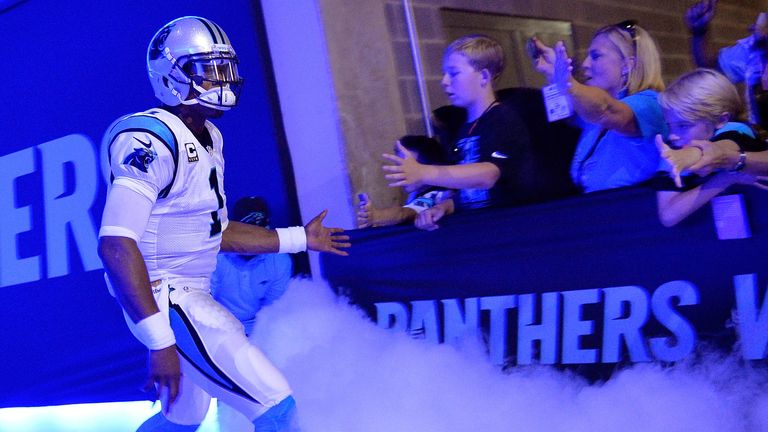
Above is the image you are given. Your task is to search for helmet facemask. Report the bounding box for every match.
[179,52,243,110]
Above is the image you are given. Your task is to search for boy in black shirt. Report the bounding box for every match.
[382,35,534,230]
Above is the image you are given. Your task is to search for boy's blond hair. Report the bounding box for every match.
[659,68,743,123]
[444,35,504,81]
[594,23,665,94]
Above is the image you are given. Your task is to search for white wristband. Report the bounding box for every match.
[276,226,307,254]
[130,312,176,350]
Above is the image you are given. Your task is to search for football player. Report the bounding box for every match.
[98,16,350,432]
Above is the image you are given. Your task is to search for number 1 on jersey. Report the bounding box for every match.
[209,168,224,236]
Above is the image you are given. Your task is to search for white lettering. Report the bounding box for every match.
[442,297,480,346]
[561,289,600,364]
[649,280,698,361]
[39,135,101,278]
[410,300,440,343]
[480,295,517,365]
[375,302,409,332]
[733,273,768,360]
[0,147,41,287]
[517,292,560,365]
[602,286,650,363]
[0,135,102,288]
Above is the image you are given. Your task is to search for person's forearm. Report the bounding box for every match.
[657,173,734,227]
[690,33,719,69]
[98,236,159,323]
[423,162,501,189]
[220,220,281,254]
[373,206,417,226]
[567,80,638,135]
[435,198,455,216]
[697,141,768,176]
[743,151,768,176]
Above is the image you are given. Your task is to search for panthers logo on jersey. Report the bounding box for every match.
[122,147,158,173]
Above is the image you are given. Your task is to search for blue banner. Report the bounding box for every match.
[322,186,768,369]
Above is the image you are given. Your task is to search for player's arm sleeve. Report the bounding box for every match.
[99,131,174,241]
[99,183,154,242]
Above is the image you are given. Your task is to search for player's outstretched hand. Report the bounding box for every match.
[305,210,350,256]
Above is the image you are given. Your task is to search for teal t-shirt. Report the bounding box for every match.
[571,89,667,193]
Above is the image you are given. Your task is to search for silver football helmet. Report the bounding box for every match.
[147,16,243,110]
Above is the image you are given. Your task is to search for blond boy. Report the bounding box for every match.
[655,68,765,226]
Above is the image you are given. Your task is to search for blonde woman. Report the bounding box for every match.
[533,21,667,193]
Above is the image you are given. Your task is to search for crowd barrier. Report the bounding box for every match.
[322,186,768,372]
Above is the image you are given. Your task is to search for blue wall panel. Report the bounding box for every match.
[0,0,298,406]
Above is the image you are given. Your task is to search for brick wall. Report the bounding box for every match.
[385,0,768,134]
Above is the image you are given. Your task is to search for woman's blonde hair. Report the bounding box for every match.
[594,23,665,94]
[658,68,743,123]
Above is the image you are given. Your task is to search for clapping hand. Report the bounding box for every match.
[305,210,350,256]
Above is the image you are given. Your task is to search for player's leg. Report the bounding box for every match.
[135,412,198,432]
[135,372,211,432]
[251,395,299,432]
[168,284,297,430]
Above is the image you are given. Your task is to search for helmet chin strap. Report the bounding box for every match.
[199,82,235,110]
[179,82,236,111]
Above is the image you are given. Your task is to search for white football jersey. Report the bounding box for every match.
[104,108,228,280]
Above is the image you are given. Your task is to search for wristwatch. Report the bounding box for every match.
[730,150,747,172]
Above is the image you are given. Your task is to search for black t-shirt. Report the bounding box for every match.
[444,103,535,210]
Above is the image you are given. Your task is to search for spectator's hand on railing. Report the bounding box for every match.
[415,205,446,231]
[356,193,378,228]
[383,141,429,189]
[415,198,453,231]
[685,0,716,35]
[531,37,557,82]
